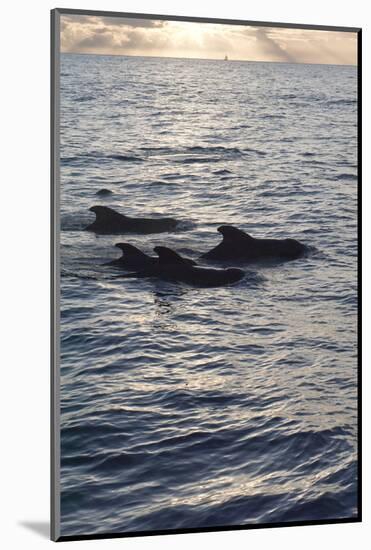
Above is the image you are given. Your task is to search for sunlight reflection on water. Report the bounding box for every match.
[59,54,357,536]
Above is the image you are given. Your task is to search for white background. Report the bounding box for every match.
[1,0,368,547]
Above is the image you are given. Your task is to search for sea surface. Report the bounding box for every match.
[59,53,358,536]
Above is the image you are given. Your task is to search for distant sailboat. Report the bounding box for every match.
[224,55,228,61]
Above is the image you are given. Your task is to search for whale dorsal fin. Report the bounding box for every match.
[154,246,190,266]
[218,225,253,241]
[115,243,149,260]
[89,206,127,223]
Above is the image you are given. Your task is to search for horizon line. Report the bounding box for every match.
[60,51,357,68]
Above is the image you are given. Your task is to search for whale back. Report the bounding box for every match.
[115,243,149,260]
[154,246,191,266]
[87,205,178,234]
[218,225,253,241]
[96,188,113,196]
[106,243,155,268]
[90,205,127,223]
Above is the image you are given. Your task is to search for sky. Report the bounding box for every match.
[60,15,357,66]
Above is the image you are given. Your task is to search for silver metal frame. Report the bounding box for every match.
[51,8,362,542]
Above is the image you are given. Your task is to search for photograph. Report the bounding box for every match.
[53,9,359,540]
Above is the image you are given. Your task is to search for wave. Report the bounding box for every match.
[60,418,356,533]
[148,180,179,186]
[75,95,95,102]
[213,169,233,175]
[61,269,101,281]
[279,93,298,100]
[243,147,267,156]
[60,152,144,166]
[334,173,357,181]
[140,145,256,157]
[59,55,358,537]
[276,484,357,522]
[262,114,285,119]
[60,145,269,168]
[109,154,144,162]
[187,146,242,154]
[326,99,357,106]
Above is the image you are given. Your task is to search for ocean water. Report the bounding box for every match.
[59,53,358,536]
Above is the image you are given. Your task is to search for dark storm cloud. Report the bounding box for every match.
[63,14,98,25]
[117,29,160,50]
[254,28,295,63]
[98,17,166,28]
[75,32,114,50]
[62,14,165,27]
[61,14,170,55]
[71,26,169,54]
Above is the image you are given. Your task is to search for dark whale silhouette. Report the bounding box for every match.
[121,246,245,287]
[96,188,113,196]
[108,243,196,270]
[107,243,157,269]
[202,225,306,262]
[86,206,178,234]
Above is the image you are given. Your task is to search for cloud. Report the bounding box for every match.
[263,27,357,65]
[60,15,357,66]
[254,28,295,63]
[75,32,113,50]
[61,15,171,56]
[62,15,166,28]
[98,17,166,28]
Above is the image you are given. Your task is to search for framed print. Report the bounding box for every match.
[51,8,361,542]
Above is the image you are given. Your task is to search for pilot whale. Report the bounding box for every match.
[202,225,306,262]
[108,243,196,270]
[121,246,245,287]
[96,188,113,196]
[86,206,178,235]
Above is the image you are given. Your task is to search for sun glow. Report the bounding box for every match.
[61,15,357,66]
